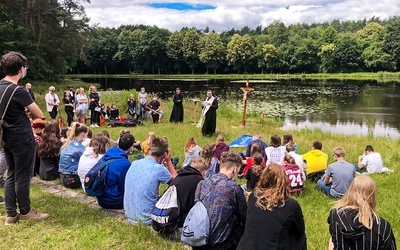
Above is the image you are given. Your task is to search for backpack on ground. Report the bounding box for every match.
[181,180,219,247]
[84,157,116,196]
[151,185,180,234]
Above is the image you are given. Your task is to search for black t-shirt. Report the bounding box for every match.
[148,100,160,110]
[0,79,33,135]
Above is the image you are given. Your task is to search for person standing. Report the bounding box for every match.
[25,83,35,101]
[75,87,88,124]
[0,51,49,225]
[127,94,137,120]
[89,85,100,127]
[169,87,184,123]
[45,86,60,119]
[137,87,148,120]
[63,90,74,127]
[201,90,218,137]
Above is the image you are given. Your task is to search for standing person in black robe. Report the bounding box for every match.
[201,90,218,137]
[169,87,184,123]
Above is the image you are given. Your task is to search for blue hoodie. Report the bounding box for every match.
[96,146,131,207]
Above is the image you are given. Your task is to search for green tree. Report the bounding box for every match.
[226,34,255,73]
[166,31,184,73]
[383,17,400,70]
[318,44,336,73]
[333,33,362,72]
[182,29,200,74]
[86,28,118,74]
[199,32,225,74]
[262,44,278,73]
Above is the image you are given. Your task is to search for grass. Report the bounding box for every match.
[2,87,399,249]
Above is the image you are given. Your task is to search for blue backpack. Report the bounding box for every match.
[181,180,219,247]
[84,157,116,196]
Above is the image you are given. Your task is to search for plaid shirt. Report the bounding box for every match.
[195,173,247,246]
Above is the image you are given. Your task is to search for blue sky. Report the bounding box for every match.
[82,1,400,32]
[149,2,215,11]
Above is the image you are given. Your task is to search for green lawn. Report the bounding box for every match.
[1,86,399,249]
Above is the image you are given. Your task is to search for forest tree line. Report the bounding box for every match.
[1,1,400,80]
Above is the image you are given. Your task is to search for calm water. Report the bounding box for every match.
[80,77,400,138]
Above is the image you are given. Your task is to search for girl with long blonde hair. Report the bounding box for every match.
[58,122,88,189]
[328,175,396,249]
[237,163,306,250]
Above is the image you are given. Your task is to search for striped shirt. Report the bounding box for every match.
[328,208,396,250]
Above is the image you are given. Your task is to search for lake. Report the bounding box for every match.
[80,77,400,139]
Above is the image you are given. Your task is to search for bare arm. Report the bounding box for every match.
[358,155,364,169]
[26,103,44,119]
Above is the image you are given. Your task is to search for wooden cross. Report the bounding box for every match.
[240,81,254,127]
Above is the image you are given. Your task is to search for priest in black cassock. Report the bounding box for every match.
[201,90,218,137]
[169,87,184,123]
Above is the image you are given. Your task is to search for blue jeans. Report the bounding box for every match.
[317,178,331,196]
[137,103,147,119]
[4,132,36,216]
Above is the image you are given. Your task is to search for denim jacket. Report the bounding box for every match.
[59,140,85,174]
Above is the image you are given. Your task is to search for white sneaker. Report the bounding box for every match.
[89,124,95,128]
[94,124,100,128]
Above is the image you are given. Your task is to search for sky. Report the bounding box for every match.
[82,0,400,32]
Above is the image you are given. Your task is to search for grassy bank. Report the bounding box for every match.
[2,88,398,249]
[66,72,400,82]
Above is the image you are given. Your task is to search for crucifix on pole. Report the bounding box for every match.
[240,80,254,127]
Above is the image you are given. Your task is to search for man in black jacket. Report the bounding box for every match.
[166,157,209,239]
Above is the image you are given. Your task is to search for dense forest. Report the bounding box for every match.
[1,1,400,80]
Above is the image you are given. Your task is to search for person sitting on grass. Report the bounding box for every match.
[124,137,177,224]
[316,147,355,198]
[237,163,306,250]
[117,129,141,152]
[59,122,88,189]
[109,103,119,120]
[77,134,110,191]
[328,175,396,250]
[141,131,156,156]
[96,133,135,209]
[182,137,203,168]
[211,134,230,162]
[302,140,328,181]
[37,120,63,181]
[286,144,306,181]
[283,133,298,154]
[161,157,210,240]
[265,135,286,166]
[282,154,304,195]
[245,153,264,192]
[245,132,268,161]
[357,145,383,174]
[192,151,246,250]
[242,143,265,177]
[201,144,219,177]
[147,94,164,123]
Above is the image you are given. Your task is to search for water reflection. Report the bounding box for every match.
[282,117,400,139]
[79,77,400,138]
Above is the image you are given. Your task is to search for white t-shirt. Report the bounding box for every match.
[361,152,383,173]
[77,147,104,191]
[265,146,286,165]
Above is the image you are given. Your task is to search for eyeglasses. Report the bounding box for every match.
[24,65,29,69]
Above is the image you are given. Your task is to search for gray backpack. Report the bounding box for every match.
[181,181,218,247]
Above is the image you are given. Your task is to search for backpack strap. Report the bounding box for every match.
[0,83,19,119]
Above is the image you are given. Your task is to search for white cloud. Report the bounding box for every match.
[82,0,400,32]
